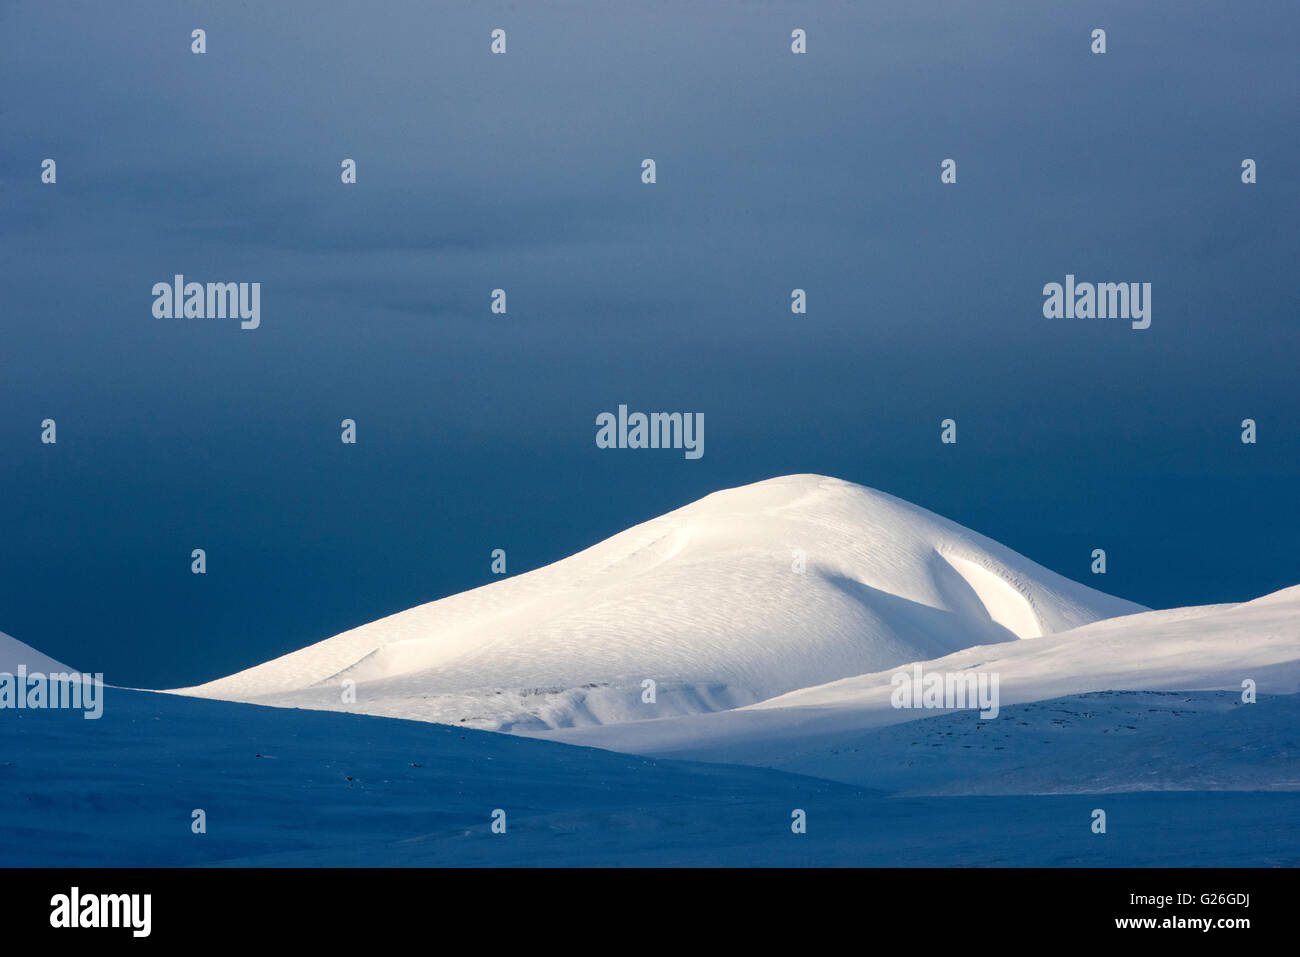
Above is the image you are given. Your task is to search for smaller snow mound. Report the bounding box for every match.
[0,631,74,675]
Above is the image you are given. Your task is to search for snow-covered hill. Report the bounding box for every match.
[0,629,72,674]
[2,476,1297,867]
[534,585,1300,778]
[172,474,1145,729]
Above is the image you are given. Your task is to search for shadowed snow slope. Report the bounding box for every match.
[172,475,1144,730]
[8,688,1299,866]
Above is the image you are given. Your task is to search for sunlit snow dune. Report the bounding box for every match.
[534,584,1300,775]
[171,474,1145,730]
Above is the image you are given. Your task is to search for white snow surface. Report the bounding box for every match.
[533,584,1300,776]
[4,475,1298,866]
[173,474,1145,730]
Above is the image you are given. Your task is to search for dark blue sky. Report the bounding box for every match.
[2,1,1296,687]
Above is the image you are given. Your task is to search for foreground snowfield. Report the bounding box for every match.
[3,475,1298,866]
[2,688,1297,866]
[173,475,1145,730]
